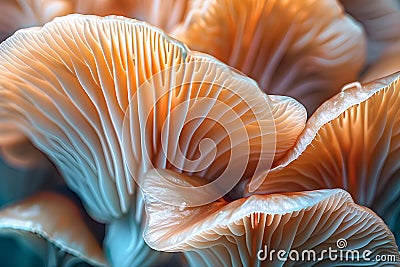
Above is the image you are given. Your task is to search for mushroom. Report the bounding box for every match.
[0,0,73,42]
[0,0,192,46]
[124,0,192,32]
[142,170,400,266]
[0,14,306,265]
[339,1,400,83]
[172,0,367,114]
[252,72,400,244]
[362,42,400,82]
[0,132,57,207]
[76,0,193,32]
[339,0,400,67]
[0,191,106,266]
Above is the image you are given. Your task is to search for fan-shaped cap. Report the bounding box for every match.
[125,0,192,32]
[362,42,400,82]
[143,173,400,266]
[253,72,400,243]
[0,14,307,266]
[0,0,73,42]
[173,0,367,114]
[340,0,400,66]
[268,95,306,164]
[76,0,193,33]
[0,191,106,266]
[0,0,192,44]
[0,14,306,221]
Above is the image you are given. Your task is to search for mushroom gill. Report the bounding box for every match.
[173,0,367,114]
[252,72,400,244]
[142,170,400,266]
[0,14,306,266]
[0,13,307,220]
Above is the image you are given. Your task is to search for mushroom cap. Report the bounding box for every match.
[0,0,194,44]
[0,0,73,42]
[253,72,400,244]
[0,14,307,266]
[0,136,52,169]
[76,0,194,32]
[173,0,367,114]
[0,14,306,220]
[340,0,400,66]
[126,0,192,32]
[362,42,400,82]
[142,170,399,266]
[0,191,106,266]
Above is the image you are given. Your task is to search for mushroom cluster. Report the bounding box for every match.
[0,0,399,267]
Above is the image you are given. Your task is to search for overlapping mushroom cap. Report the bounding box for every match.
[78,0,194,32]
[362,42,400,82]
[124,0,192,32]
[173,0,367,114]
[340,0,400,66]
[0,0,193,47]
[0,0,73,42]
[0,1,398,265]
[0,191,106,266]
[0,14,307,220]
[339,0,400,82]
[252,72,400,244]
[0,14,307,266]
[143,173,400,266]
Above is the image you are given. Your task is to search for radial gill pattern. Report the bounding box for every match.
[143,181,400,266]
[0,15,306,266]
[0,14,305,223]
[173,0,367,114]
[254,72,400,244]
